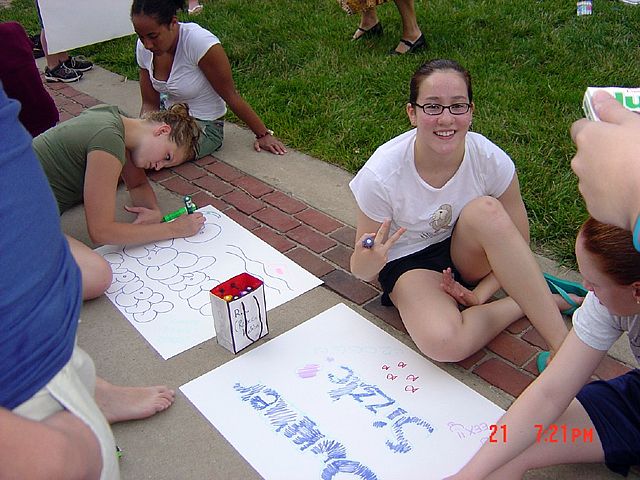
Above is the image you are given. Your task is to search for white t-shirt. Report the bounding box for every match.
[573,291,640,364]
[349,130,516,262]
[136,22,227,121]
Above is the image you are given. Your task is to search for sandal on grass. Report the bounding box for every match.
[544,272,588,316]
[537,351,550,374]
[389,33,426,55]
[188,4,203,14]
[352,22,383,41]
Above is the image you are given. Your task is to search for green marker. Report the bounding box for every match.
[162,195,197,222]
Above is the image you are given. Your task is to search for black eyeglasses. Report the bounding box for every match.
[413,102,471,116]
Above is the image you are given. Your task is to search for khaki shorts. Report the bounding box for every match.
[13,345,120,480]
[195,118,224,159]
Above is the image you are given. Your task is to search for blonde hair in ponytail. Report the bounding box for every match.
[143,103,200,161]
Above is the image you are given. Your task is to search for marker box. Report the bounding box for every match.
[210,273,268,354]
[582,87,640,121]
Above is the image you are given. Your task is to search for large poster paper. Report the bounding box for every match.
[38,0,134,54]
[181,303,504,479]
[96,206,322,359]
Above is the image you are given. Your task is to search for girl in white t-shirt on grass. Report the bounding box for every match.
[448,217,640,479]
[350,59,577,364]
[131,0,287,158]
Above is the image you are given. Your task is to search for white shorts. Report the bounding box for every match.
[13,345,120,480]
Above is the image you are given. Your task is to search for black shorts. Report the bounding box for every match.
[378,237,466,307]
[576,369,640,476]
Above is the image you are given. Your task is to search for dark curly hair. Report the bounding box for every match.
[131,0,186,25]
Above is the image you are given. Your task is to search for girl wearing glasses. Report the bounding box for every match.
[350,59,575,364]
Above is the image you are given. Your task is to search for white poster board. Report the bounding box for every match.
[96,206,322,359]
[181,304,504,479]
[38,0,134,54]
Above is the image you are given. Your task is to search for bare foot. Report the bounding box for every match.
[440,267,479,307]
[552,292,584,313]
[94,377,175,424]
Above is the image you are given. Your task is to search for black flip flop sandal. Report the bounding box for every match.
[352,22,383,41]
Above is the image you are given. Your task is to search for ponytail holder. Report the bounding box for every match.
[633,214,640,253]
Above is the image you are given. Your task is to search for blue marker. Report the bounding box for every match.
[362,237,374,249]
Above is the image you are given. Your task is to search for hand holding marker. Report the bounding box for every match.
[360,220,407,251]
[162,195,197,222]
[362,236,375,248]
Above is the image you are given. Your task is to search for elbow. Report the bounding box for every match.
[87,223,114,246]
[87,229,108,246]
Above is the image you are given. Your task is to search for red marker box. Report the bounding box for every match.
[210,272,268,354]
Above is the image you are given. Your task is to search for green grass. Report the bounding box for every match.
[3,0,639,265]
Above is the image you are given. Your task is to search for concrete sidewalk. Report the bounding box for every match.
[42,60,637,480]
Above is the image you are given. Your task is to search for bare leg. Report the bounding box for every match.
[441,268,584,313]
[451,197,569,353]
[353,8,380,39]
[392,0,422,53]
[486,399,604,479]
[391,270,527,362]
[393,269,580,362]
[40,29,69,69]
[94,377,175,424]
[66,235,112,300]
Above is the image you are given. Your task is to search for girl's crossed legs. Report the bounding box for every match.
[390,196,569,362]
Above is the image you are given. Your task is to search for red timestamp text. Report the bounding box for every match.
[488,424,594,444]
[488,424,507,443]
[534,424,594,444]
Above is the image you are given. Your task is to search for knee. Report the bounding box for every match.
[459,196,513,233]
[83,256,112,300]
[411,321,470,363]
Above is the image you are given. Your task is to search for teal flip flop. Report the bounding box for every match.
[537,351,550,374]
[543,272,588,316]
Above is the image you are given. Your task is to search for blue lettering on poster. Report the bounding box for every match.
[234,382,378,480]
[327,365,435,453]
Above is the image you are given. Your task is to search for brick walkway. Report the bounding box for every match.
[43,79,633,403]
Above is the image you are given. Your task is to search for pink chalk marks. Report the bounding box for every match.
[297,363,321,379]
[266,263,286,276]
